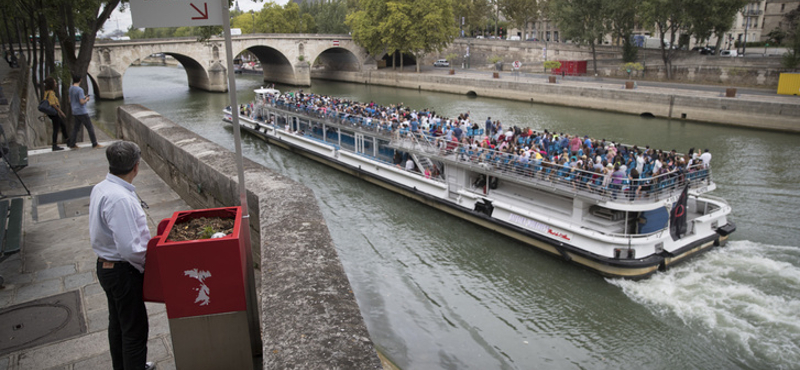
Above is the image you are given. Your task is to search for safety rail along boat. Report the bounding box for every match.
[223,88,735,279]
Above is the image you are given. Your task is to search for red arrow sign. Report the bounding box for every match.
[190,3,209,20]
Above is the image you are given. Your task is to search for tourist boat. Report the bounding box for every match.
[223,90,735,279]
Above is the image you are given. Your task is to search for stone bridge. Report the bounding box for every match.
[56,34,373,100]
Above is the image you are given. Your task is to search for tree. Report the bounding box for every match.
[348,0,456,71]
[379,1,414,71]
[499,0,538,39]
[231,12,257,33]
[346,0,389,61]
[604,0,638,62]
[685,0,749,54]
[549,0,607,76]
[300,0,350,34]
[783,22,800,70]
[767,28,787,46]
[406,0,457,72]
[640,0,689,79]
[453,0,492,37]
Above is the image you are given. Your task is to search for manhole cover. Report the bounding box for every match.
[0,290,85,356]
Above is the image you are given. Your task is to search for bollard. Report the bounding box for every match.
[725,88,737,97]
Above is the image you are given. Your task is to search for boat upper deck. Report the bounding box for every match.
[246,98,716,208]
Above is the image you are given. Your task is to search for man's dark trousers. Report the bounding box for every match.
[97,259,149,370]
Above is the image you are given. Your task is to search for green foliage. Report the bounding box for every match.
[782,52,800,71]
[543,60,561,70]
[489,55,503,64]
[783,22,800,70]
[199,226,216,240]
[231,12,258,33]
[499,0,539,36]
[620,62,643,78]
[766,28,787,46]
[302,0,350,34]
[348,0,457,68]
[445,53,458,62]
[346,0,388,57]
[620,62,643,72]
[453,0,493,37]
[549,0,606,47]
[622,38,638,62]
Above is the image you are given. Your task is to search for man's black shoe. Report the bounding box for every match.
[145,362,156,370]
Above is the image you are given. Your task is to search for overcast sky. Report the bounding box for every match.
[104,0,290,35]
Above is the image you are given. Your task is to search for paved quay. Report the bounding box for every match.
[0,137,186,370]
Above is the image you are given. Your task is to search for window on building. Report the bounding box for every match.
[781,3,785,12]
[554,31,559,42]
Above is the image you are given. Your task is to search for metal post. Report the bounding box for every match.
[221,1,262,358]
[742,12,749,56]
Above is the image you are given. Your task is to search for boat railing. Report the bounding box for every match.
[266,100,400,139]
[256,100,712,204]
[393,137,713,204]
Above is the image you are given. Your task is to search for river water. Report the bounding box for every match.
[90,66,800,370]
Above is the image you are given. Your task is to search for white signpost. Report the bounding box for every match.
[513,60,522,70]
[129,0,225,28]
[128,0,261,359]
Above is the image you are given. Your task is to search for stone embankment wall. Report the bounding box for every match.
[116,105,382,369]
[313,70,800,132]
[0,57,49,148]
[424,39,785,87]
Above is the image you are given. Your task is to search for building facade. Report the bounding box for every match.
[762,0,800,41]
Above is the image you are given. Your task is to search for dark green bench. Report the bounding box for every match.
[0,197,23,256]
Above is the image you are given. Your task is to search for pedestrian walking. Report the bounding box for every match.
[42,76,68,151]
[67,74,101,149]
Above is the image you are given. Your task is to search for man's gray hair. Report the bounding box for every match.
[106,141,141,175]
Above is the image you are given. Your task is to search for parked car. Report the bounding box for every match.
[507,35,521,41]
[433,59,450,67]
[525,38,539,42]
[719,49,738,57]
[701,46,716,55]
[692,46,716,55]
[475,35,484,39]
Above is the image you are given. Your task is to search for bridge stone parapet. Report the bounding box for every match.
[57,34,369,100]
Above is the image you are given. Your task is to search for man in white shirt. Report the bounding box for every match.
[89,141,155,370]
[700,149,712,168]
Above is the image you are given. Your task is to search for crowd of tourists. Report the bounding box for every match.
[242,90,712,198]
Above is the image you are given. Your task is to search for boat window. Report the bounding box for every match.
[638,207,669,234]
[376,139,396,163]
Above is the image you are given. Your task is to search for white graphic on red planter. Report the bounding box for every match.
[184,268,212,306]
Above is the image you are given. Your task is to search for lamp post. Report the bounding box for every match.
[742,11,749,56]
[250,10,254,34]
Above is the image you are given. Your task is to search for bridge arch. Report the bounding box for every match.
[238,45,297,86]
[311,47,362,72]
